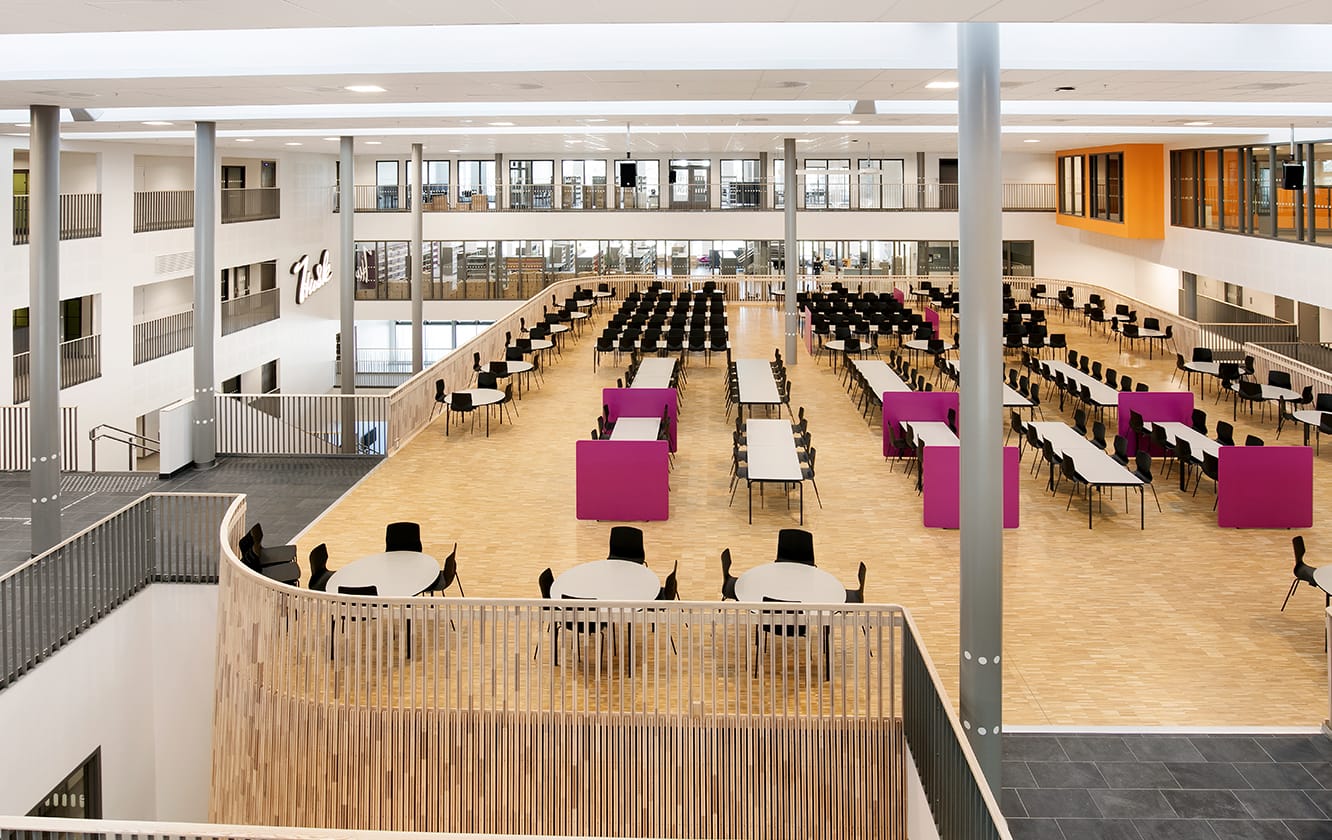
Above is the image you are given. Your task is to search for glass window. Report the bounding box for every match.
[614,159,659,209]
[1313,142,1332,240]
[803,159,850,209]
[561,160,607,209]
[375,160,399,210]
[773,159,785,209]
[669,159,711,209]
[858,159,906,209]
[1250,146,1273,236]
[457,160,496,209]
[507,159,554,210]
[1274,143,1300,241]
[720,159,762,208]
[1058,155,1084,216]
[1089,152,1123,223]
[424,161,449,208]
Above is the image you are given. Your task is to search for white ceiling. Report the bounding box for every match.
[0,9,1330,155]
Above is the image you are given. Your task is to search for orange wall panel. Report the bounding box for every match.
[1055,144,1164,240]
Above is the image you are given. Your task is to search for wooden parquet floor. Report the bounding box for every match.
[297,302,1331,726]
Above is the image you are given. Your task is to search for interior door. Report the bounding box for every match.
[938,158,958,210]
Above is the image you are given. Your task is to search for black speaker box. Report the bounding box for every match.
[618,162,636,184]
[1282,161,1305,190]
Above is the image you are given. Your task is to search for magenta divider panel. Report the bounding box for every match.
[921,446,1021,529]
[882,391,958,457]
[603,387,678,451]
[1117,391,1194,456]
[892,288,905,305]
[575,440,670,521]
[925,307,941,339]
[1217,445,1313,528]
[803,306,814,355]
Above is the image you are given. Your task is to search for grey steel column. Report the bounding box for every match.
[957,21,1003,795]
[410,143,424,373]
[28,104,60,553]
[783,138,798,363]
[339,137,356,453]
[192,121,217,469]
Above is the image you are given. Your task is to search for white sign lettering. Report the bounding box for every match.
[292,249,332,304]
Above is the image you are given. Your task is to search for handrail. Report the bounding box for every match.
[89,423,158,472]
[0,815,525,840]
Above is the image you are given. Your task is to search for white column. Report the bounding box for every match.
[783,138,798,363]
[410,143,424,373]
[339,137,356,453]
[28,104,61,553]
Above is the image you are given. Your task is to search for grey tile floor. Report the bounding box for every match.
[1004,733,1332,839]
[0,457,379,574]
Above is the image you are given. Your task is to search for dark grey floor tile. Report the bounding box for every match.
[1207,820,1297,840]
[1193,739,1275,764]
[1008,818,1068,840]
[1020,788,1103,819]
[1099,763,1184,790]
[1061,736,1138,762]
[1259,739,1332,765]
[1234,791,1325,821]
[1168,762,1251,790]
[1008,736,1073,762]
[1236,764,1322,791]
[1056,818,1143,839]
[1301,763,1332,790]
[1032,761,1110,789]
[1006,761,1038,789]
[1280,820,1332,840]
[1006,788,1030,818]
[1133,820,1219,840]
[1163,790,1251,820]
[1129,738,1208,763]
[1089,789,1177,819]
[1297,788,1332,818]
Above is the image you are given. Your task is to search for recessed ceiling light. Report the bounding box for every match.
[323,137,339,141]
[15,123,29,128]
[4,133,26,137]
[583,118,608,123]
[344,85,386,93]
[285,141,303,146]
[489,121,515,127]
[1183,121,1213,127]
[235,138,254,143]
[1023,138,1041,143]
[796,138,814,143]
[837,119,861,125]
[447,149,461,153]
[142,120,173,127]
[926,81,959,90]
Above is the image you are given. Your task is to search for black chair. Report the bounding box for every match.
[431,378,447,417]
[426,543,465,597]
[1192,347,1213,363]
[1091,420,1108,452]
[775,528,815,565]
[249,523,298,566]
[1193,452,1220,507]
[1110,435,1130,466]
[308,543,333,591]
[720,548,738,600]
[1215,420,1235,447]
[338,584,378,596]
[845,562,867,604]
[238,533,301,585]
[1073,408,1088,437]
[755,596,830,680]
[1269,370,1292,390]
[1132,451,1162,514]
[607,526,646,563]
[1245,434,1265,447]
[385,521,423,553]
[447,391,476,434]
[1191,408,1207,435]
[1282,536,1329,612]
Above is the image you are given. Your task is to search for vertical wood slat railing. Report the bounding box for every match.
[12,334,102,404]
[215,393,388,456]
[12,193,103,245]
[0,492,240,692]
[133,308,194,364]
[0,405,78,471]
[132,189,195,232]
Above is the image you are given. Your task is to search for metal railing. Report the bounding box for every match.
[1253,342,1332,376]
[133,308,194,364]
[89,423,159,472]
[220,187,280,223]
[215,392,388,456]
[133,189,194,232]
[0,492,240,692]
[12,334,102,404]
[219,288,280,335]
[12,193,102,245]
[1193,294,1288,325]
[0,404,79,470]
[0,816,615,840]
[336,347,450,388]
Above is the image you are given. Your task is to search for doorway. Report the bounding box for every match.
[221,165,245,189]
[938,158,958,210]
[669,160,711,209]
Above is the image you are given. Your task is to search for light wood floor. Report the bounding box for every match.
[297,302,1331,727]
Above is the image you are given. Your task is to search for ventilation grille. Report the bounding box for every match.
[156,251,194,275]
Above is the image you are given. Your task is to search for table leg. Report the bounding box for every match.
[1140,485,1145,530]
[799,483,804,526]
[1088,484,1093,529]
[748,481,753,524]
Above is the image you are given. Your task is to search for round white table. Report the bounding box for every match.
[326,550,438,597]
[551,559,661,601]
[904,339,955,357]
[489,359,535,396]
[734,563,846,604]
[448,387,504,436]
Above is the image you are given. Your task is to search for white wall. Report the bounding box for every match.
[12,150,100,192]
[133,155,193,192]
[0,584,217,821]
[132,276,192,320]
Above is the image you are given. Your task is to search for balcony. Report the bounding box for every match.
[220,288,280,336]
[220,187,280,224]
[12,193,102,245]
[133,308,194,364]
[12,334,101,403]
[133,189,194,232]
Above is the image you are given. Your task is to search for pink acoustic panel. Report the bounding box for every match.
[603,388,678,451]
[1217,445,1313,528]
[882,391,958,457]
[921,445,1021,529]
[1117,391,1194,455]
[892,288,905,305]
[575,440,670,521]
[925,307,941,339]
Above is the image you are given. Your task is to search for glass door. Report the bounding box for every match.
[376,160,399,210]
[669,160,711,209]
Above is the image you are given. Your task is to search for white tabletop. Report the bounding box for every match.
[1131,328,1167,339]
[746,418,803,481]
[575,299,595,309]
[851,359,912,395]
[944,359,1032,407]
[1311,565,1332,594]
[1041,361,1121,407]
[609,417,662,441]
[492,360,535,374]
[1149,421,1221,460]
[903,420,959,448]
[526,339,555,351]
[631,358,677,389]
[326,550,439,597]
[592,290,613,298]
[455,387,504,407]
[736,359,781,405]
[1029,422,1142,486]
[1294,410,1332,427]
[1230,383,1301,402]
[1185,360,1220,376]
[548,323,571,334]
[569,311,590,321]
[904,339,955,353]
[551,558,660,601]
[734,562,846,604]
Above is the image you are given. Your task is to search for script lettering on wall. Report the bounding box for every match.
[292,249,332,304]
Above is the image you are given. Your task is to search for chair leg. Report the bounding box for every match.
[1281,578,1301,611]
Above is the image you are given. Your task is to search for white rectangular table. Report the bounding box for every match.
[608,417,662,441]
[1147,421,1220,491]
[1041,360,1121,409]
[736,359,783,419]
[852,359,912,396]
[903,420,958,449]
[745,418,804,524]
[944,359,1033,408]
[1030,421,1144,529]
[630,358,676,389]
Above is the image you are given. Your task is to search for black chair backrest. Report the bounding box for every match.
[1192,408,1207,434]
[1317,393,1332,413]
[1244,434,1264,447]
[1238,380,1262,399]
[607,526,646,562]
[477,371,499,390]
[1192,347,1213,363]
[1135,450,1152,479]
[450,392,473,411]
[489,361,508,375]
[308,543,330,591]
[338,585,378,597]
[1215,421,1235,447]
[385,521,423,553]
[1268,370,1292,390]
[538,568,554,599]
[775,528,815,565]
[434,379,446,400]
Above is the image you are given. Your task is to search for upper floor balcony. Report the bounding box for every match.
[133,189,194,232]
[12,193,102,245]
[221,187,280,224]
[221,287,280,335]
